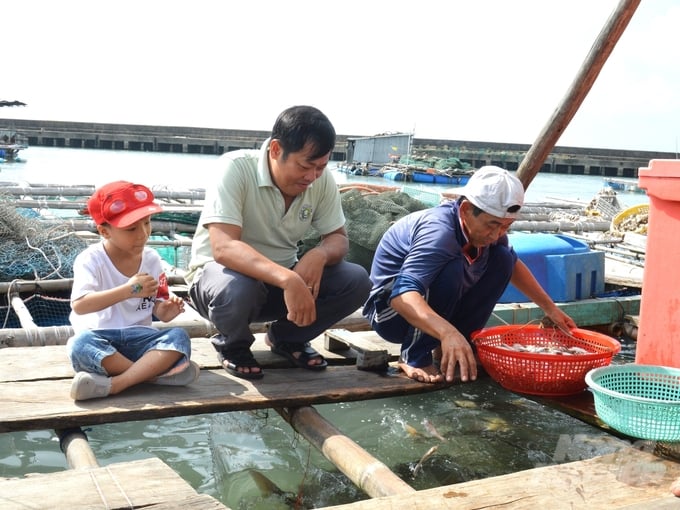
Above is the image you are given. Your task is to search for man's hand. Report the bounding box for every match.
[439,330,478,383]
[294,247,326,298]
[282,275,317,327]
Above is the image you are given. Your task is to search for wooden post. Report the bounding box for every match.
[516,0,641,189]
[56,428,100,469]
[277,406,415,498]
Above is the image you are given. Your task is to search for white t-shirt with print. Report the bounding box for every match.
[69,242,168,332]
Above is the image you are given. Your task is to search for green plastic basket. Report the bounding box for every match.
[586,364,680,442]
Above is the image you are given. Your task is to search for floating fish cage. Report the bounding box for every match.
[472,325,621,396]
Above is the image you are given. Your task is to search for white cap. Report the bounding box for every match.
[458,166,524,219]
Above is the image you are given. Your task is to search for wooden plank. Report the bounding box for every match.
[325,329,391,370]
[318,448,680,510]
[0,334,401,383]
[0,354,448,433]
[0,457,229,510]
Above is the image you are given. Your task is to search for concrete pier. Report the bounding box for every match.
[1,118,675,177]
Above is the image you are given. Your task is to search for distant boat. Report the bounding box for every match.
[412,171,435,184]
[0,131,28,162]
[0,101,28,162]
[381,168,406,181]
[603,177,644,194]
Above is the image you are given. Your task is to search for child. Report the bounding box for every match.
[67,180,199,400]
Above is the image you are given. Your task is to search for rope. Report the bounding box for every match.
[106,466,134,509]
[89,467,134,509]
[89,470,110,510]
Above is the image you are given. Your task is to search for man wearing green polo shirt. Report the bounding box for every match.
[186,106,371,379]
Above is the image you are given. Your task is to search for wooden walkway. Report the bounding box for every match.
[2,299,678,509]
[2,330,680,508]
[0,458,228,510]
[0,333,443,433]
[320,449,680,509]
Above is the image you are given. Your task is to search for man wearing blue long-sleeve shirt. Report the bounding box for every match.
[363,166,575,384]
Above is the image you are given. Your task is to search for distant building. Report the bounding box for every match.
[345,133,412,165]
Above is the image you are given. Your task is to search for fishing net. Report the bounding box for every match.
[0,292,72,329]
[0,194,87,281]
[299,188,429,272]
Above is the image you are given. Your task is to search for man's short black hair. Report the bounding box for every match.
[271,105,336,160]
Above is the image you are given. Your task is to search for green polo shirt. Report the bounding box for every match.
[186,139,345,284]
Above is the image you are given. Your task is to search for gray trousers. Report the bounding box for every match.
[189,260,371,354]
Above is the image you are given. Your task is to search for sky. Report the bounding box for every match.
[2,1,679,153]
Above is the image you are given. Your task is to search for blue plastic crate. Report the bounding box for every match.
[499,233,605,303]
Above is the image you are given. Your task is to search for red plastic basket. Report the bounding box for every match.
[472,325,621,396]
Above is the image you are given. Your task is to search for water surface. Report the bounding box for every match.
[0,147,643,508]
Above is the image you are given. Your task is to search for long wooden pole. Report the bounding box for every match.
[277,406,415,498]
[56,428,100,469]
[516,0,641,189]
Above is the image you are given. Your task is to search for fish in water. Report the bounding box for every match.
[249,469,286,497]
[422,419,447,442]
[412,445,439,478]
[481,416,510,433]
[453,399,478,409]
[403,422,425,439]
[248,469,301,506]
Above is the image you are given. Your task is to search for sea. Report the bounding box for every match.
[0,147,648,509]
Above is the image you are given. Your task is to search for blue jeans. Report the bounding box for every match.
[67,326,192,375]
[189,260,371,354]
[365,244,514,367]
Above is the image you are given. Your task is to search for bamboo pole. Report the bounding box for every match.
[0,185,205,201]
[0,275,187,294]
[39,218,197,234]
[11,198,203,213]
[10,294,38,329]
[0,311,371,348]
[0,320,217,348]
[516,0,641,188]
[277,406,415,498]
[56,428,100,469]
[509,220,611,233]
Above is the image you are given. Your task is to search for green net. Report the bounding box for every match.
[300,189,429,272]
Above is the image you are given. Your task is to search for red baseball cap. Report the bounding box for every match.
[86,181,163,227]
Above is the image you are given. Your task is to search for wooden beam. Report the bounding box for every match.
[0,362,448,433]
[56,427,100,469]
[278,406,415,498]
[318,448,680,510]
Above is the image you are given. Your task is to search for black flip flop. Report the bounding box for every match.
[217,350,264,380]
[270,341,328,371]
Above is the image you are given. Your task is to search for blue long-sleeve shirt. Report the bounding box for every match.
[364,200,517,311]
